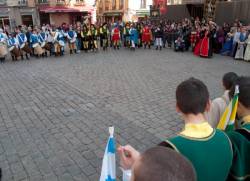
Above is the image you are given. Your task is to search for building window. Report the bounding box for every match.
[112,0,116,10]
[140,0,146,8]
[57,0,65,3]
[105,0,110,11]
[120,0,124,9]
[38,0,48,3]
[76,0,84,3]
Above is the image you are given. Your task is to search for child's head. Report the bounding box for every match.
[230,76,250,118]
[131,146,196,181]
[176,78,210,115]
[222,72,238,90]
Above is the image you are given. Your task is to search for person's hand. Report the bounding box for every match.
[117,145,140,170]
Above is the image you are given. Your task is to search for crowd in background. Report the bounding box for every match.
[0,17,250,62]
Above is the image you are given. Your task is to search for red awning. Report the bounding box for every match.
[39,6,93,13]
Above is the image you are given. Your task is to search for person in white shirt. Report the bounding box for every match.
[0,28,8,62]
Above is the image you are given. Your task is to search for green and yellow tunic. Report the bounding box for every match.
[227,115,250,181]
[161,122,233,181]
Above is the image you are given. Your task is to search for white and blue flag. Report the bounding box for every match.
[100,127,116,181]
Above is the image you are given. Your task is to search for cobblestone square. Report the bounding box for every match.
[0,48,249,180]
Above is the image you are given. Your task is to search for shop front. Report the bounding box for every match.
[39,5,94,26]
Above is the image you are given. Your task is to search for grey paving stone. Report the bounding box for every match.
[0,49,249,180]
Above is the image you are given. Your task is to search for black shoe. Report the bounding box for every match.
[156,46,158,50]
[70,50,73,54]
[160,46,162,50]
[74,49,77,54]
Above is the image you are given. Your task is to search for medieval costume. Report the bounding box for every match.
[81,25,89,52]
[88,24,98,52]
[0,29,8,62]
[67,27,77,54]
[194,29,213,58]
[160,122,233,181]
[154,26,163,50]
[76,26,82,53]
[235,30,247,60]
[244,34,250,61]
[112,24,120,50]
[129,25,138,51]
[123,23,130,47]
[8,34,21,61]
[220,32,233,56]
[16,29,30,60]
[100,23,109,51]
[227,115,250,181]
[142,25,152,49]
[136,23,142,48]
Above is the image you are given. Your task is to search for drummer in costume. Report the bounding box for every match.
[38,28,49,57]
[81,25,89,52]
[54,28,65,56]
[88,24,98,52]
[142,24,152,49]
[8,33,21,61]
[100,23,109,51]
[16,28,31,60]
[30,29,44,58]
[67,26,77,54]
[112,23,120,50]
[0,28,8,62]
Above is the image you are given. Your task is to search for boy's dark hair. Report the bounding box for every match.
[230,76,250,108]
[223,72,238,90]
[176,78,209,115]
[133,146,196,181]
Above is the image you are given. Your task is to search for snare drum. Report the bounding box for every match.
[41,42,46,48]
[21,43,32,54]
[10,46,21,58]
[32,43,39,48]
[0,44,8,57]
[59,40,65,47]
[33,44,44,55]
[20,43,26,49]
[8,46,15,51]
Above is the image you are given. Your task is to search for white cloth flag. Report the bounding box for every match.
[99,127,116,181]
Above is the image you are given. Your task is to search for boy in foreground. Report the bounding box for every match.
[118,78,233,181]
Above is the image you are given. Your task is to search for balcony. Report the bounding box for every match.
[18,0,28,6]
[38,0,48,4]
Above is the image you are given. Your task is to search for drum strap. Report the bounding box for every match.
[18,34,24,44]
[39,34,45,42]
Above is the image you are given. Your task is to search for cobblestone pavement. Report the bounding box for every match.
[0,48,249,181]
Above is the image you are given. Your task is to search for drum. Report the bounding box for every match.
[0,44,8,57]
[41,42,46,48]
[34,44,44,55]
[21,43,32,54]
[20,43,26,49]
[59,40,65,47]
[44,43,51,51]
[32,43,39,48]
[8,46,15,51]
[10,47,21,57]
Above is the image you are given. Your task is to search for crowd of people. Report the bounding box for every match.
[118,74,250,181]
[0,17,250,62]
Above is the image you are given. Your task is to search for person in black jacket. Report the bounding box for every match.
[154,25,163,50]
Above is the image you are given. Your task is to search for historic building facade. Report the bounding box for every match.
[0,0,38,30]
[96,0,152,23]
